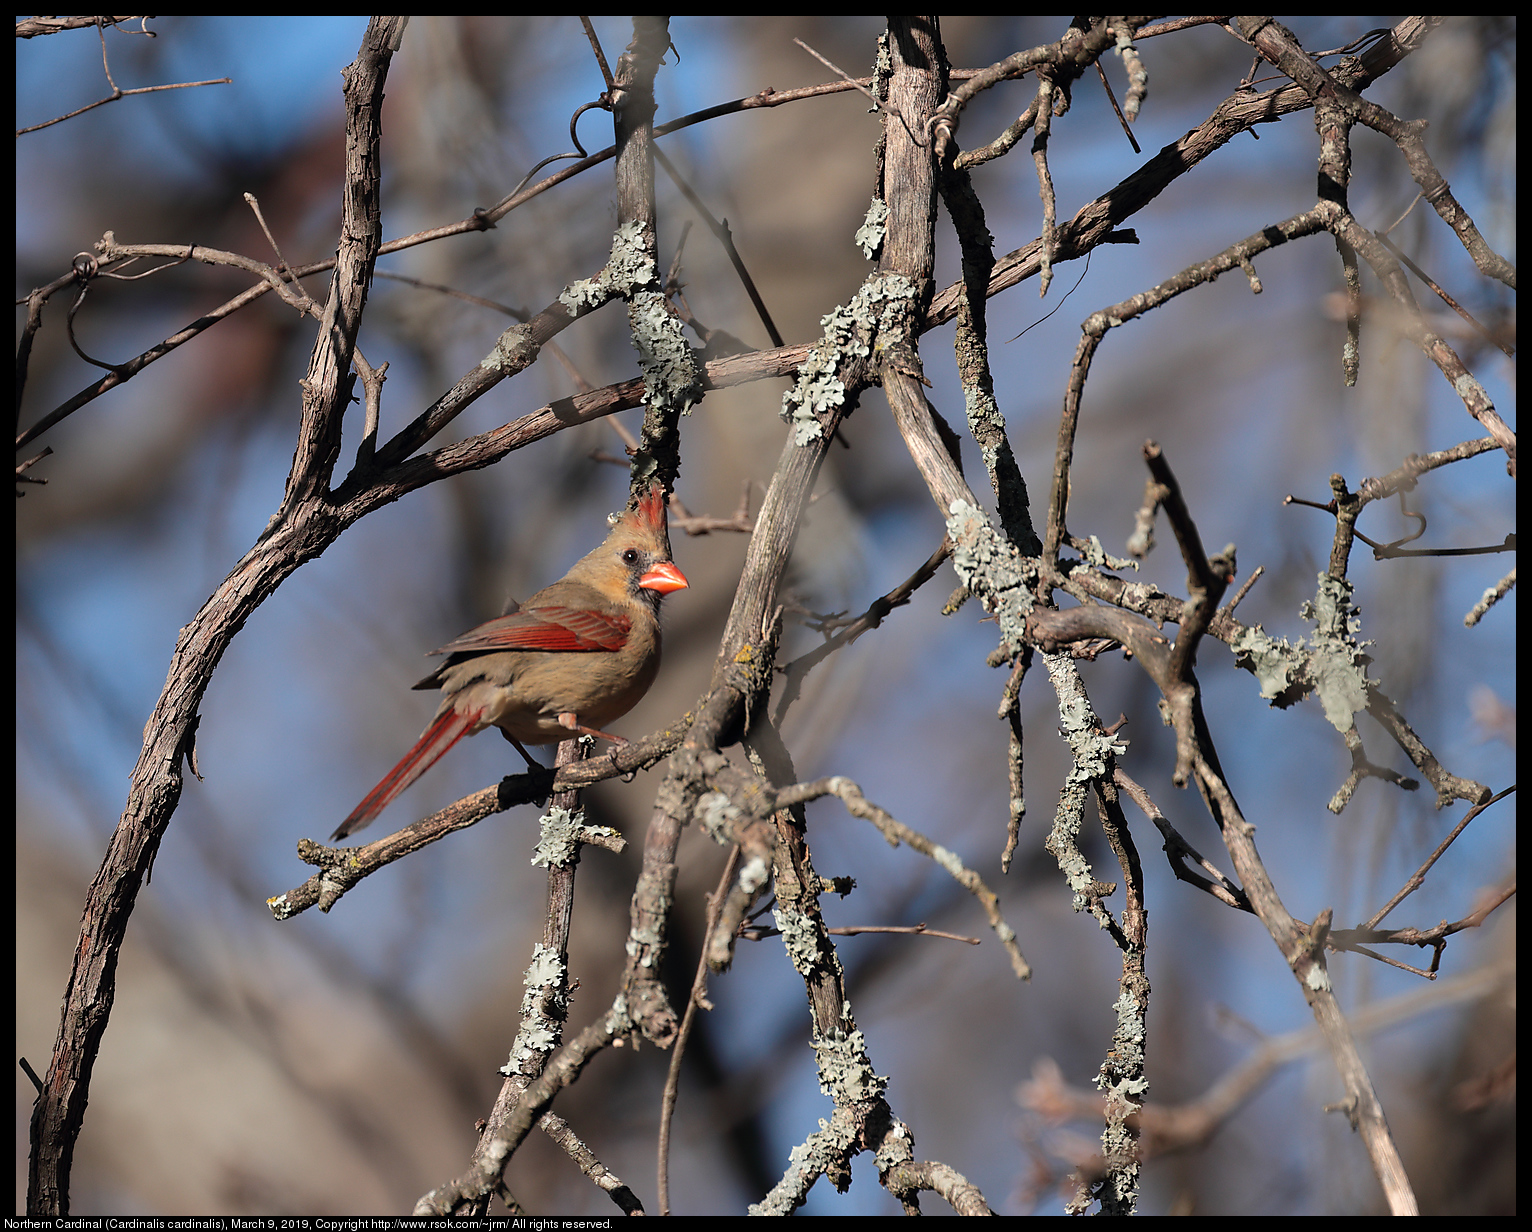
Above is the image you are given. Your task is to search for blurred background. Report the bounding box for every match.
[16,15,1515,1216]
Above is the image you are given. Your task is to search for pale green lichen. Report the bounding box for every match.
[772,901,824,978]
[696,790,742,845]
[500,943,570,1074]
[749,1118,859,1216]
[1078,534,1138,573]
[1091,986,1148,1213]
[557,222,703,422]
[522,944,564,999]
[490,321,540,373]
[813,1028,888,1103]
[600,221,704,418]
[734,851,771,898]
[780,272,916,445]
[1229,624,1305,707]
[1231,574,1373,732]
[1067,722,1129,784]
[872,1117,913,1172]
[627,287,703,416]
[1300,574,1372,731]
[854,197,888,261]
[1109,988,1146,1051]
[929,843,964,877]
[1054,706,1127,909]
[964,384,1002,437]
[1453,372,1485,400]
[1303,572,1363,640]
[602,219,656,291]
[1040,651,1123,914]
[872,32,893,101]
[559,278,606,315]
[945,498,1035,654]
[531,804,586,868]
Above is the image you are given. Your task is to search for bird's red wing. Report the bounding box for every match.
[429,605,632,655]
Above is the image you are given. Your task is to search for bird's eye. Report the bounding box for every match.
[622,548,640,565]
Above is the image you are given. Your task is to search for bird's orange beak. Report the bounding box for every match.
[639,561,689,594]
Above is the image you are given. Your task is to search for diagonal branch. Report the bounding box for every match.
[25,18,409,1217]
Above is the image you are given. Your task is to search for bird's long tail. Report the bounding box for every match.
[331,707,482,841]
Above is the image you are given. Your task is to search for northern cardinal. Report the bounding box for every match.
[332,485,688,841]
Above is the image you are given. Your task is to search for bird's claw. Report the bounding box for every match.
[605,742,637,782]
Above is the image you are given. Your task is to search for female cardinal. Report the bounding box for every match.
[332,484,688,841]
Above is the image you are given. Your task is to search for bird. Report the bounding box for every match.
[332,484,688,841]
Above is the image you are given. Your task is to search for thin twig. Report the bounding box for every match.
[1094,61,1141,153]
[793,37,880,110]
[1364,785,1516,929]
[579,16,616,90]
[1376,231,1515,358]
[657,846,739,1216]
[653,144,784,347]
[17,19,228,135]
